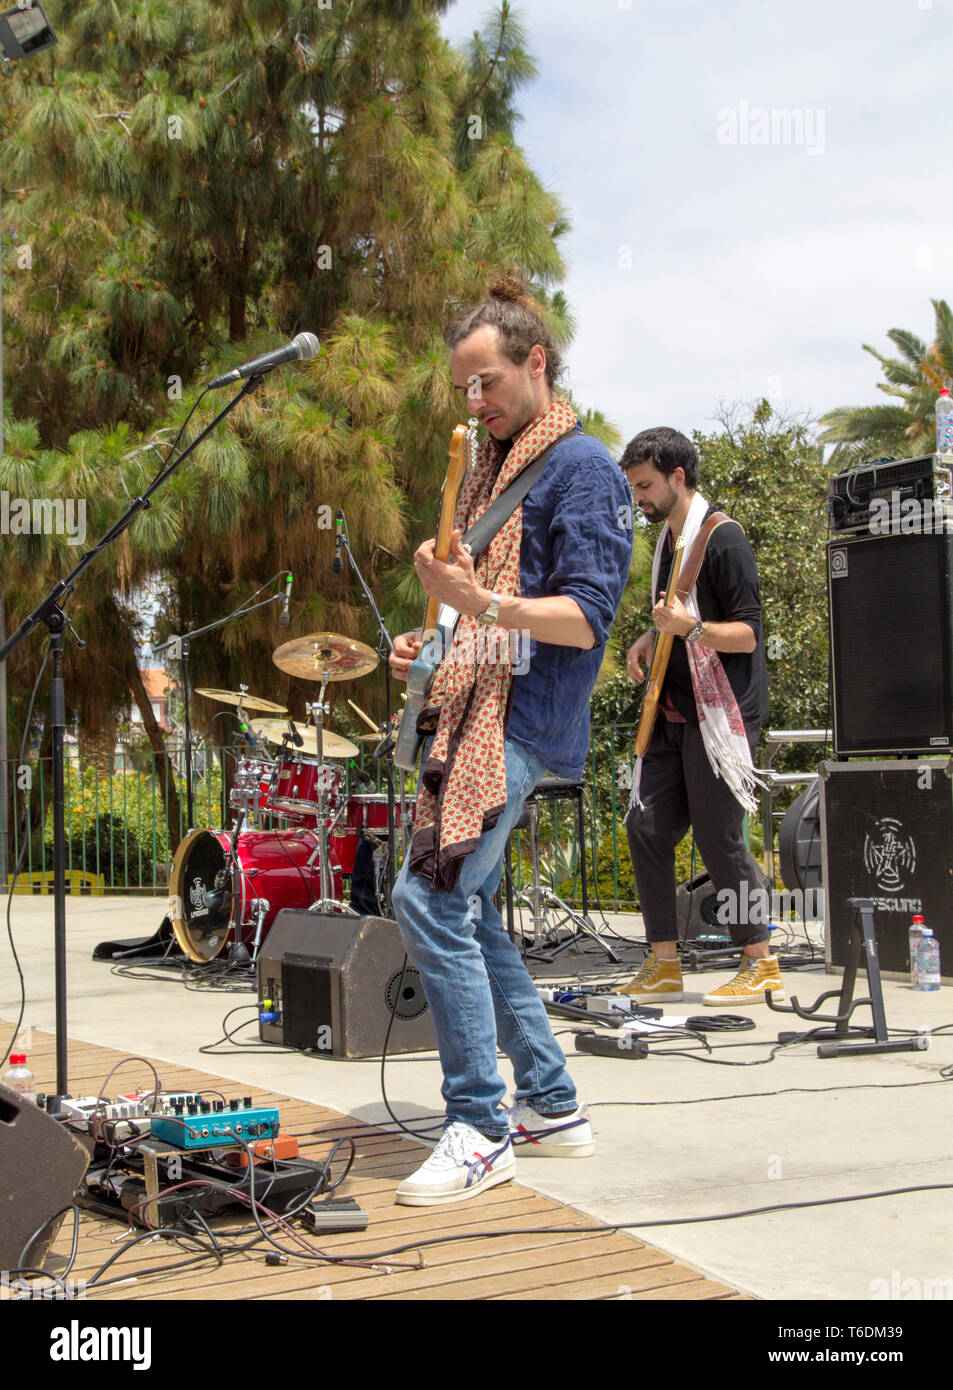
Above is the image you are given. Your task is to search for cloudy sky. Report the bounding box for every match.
[441,0,953,450]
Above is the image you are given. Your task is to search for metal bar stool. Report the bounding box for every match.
[504,777,621,964]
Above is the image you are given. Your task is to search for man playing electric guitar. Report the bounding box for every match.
[388,277,631,1206]
[621,427,782,1006]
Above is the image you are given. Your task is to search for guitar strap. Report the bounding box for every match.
[671,510,731,602]
[459,438,562,559]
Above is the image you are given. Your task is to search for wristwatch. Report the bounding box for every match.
[685,617,705,644]
[476,592,502,626]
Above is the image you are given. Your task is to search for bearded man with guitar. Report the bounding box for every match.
[620,427,782,1008]
[388,277,631,1206]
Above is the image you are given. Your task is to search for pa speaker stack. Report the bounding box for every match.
[822,453,953,979]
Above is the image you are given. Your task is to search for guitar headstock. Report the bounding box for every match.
[446,423,470,493]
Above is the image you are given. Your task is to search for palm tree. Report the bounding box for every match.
[819,298,953,467]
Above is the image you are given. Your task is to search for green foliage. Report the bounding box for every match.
[819,298,953,466]
[0,0,613,771]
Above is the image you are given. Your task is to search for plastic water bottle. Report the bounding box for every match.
[909,914,925,985]
[936,389,953,454]
[914,929,941,992]
[2,1054,35,1102]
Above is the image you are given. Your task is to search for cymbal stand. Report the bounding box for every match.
[333,509,400,914]
[309,675,356,915]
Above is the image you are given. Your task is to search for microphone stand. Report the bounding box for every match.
[334,511,400,914]
[154,576,291,829]
[0,374,267,1098]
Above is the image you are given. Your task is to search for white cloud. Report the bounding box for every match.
[442,0,953,444]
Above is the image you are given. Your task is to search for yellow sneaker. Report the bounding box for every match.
[702,955,785,1007]
[619,953,684,1002]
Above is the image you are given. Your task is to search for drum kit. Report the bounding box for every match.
[169,632,408,964]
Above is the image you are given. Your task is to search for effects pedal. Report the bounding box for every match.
[149,1099,280,1149]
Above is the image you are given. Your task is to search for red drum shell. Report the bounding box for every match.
[346,793,402,832]
[267,755,342,816]
[169,827,340,961]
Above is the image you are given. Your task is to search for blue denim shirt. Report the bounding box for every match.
[507,426,633,778]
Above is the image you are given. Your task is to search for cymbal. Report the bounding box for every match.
[194,687,288,714]
[272,632,378,682]
[250,718,358,760]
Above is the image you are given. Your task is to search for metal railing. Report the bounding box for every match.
[3,729,807,908]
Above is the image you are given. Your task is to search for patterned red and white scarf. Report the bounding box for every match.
[409,398,578,889]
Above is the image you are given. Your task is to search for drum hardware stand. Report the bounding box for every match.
[156,578,291,829]
[510,784,622,966]
[766,897,928,1058]
[307,681,357,916]
[0,372,269,1095]
[333,510,400,916]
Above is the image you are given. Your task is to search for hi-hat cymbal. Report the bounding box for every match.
[272,632,378,682]
[250,718,358,760]
[194,687,288,714]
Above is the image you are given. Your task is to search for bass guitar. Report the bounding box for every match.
[393,421,477,771]
[634,535,685,757]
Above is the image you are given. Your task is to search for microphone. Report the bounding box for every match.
[206,332,320,390]
[332,511,345,573]
[279,573,293,627]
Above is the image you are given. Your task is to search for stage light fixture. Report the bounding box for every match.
[0,2,57,62]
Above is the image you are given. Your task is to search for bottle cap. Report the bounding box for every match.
[912,915,924,923]
[941,389,951,397]
[9,1054,24,1065]
[920,927,933,937]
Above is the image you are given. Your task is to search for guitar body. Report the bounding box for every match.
[634,536,685,758]
[393,423,476,771]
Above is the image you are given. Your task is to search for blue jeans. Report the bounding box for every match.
[391,737,579,1138]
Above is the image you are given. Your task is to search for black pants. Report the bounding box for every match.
[624,719,769,949]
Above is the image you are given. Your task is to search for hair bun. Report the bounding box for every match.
[489,273,531,307]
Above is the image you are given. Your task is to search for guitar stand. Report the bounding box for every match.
[766,897,929,1058]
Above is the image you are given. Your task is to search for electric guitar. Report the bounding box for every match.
[393,422,477,771]
[634,535,685,757]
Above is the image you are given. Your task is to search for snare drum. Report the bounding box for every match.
[169,827,342,962]
[267,754,342,817]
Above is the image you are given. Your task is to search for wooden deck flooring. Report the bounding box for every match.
[14,1025,746,1301]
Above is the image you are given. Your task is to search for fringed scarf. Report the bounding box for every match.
[630,491,765,816]
[409,398,579,890]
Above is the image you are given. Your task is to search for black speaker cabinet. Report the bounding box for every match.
[818,759,952,981]
[0,1085,91,1270]
[828,529,953,755]
[257,912,436,1058]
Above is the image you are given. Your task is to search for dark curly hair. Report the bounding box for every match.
[620,427,698,489]
[444,274,563,389]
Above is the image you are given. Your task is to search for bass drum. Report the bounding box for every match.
[169,827,341,962]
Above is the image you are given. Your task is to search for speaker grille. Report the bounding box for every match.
[828,530,953,754]
[384,966,428,1020]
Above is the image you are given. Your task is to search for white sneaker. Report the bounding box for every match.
[506,1100,594,1157]
[395,1122,515,1207]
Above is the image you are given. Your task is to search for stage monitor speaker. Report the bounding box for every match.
[828,529,953,755]
[0,1085,91,1271]
[257,912,436,1059]
[818,759,952,981]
